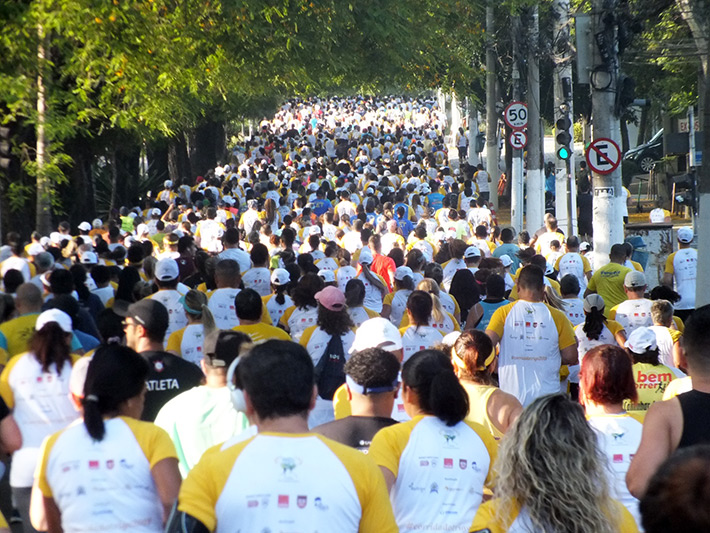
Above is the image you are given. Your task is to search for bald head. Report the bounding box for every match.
[15,283,43,313]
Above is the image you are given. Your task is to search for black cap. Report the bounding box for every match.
[203,330,251,368]
[115,299,169,337]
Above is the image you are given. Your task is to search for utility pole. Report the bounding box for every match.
[486,0,500,210]
[510,15,525,234]
[467,98,479,167]
[590,0,624,267]
[525,5,544,234]
[552,0,576,236]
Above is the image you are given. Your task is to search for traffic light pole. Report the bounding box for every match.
[590,0,624,267]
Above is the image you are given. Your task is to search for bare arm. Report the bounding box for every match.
[43,496,63,533]
[626,398,682,498]
[487,389,523,435]
[614,329,627,348]
[380,304,392,320]
[464,303,483,331]
[661,272,673,288]
[0,414,21,454]
[151,457,182,524]
[673,341,686,373]
[560,343,579,366]
[379,466,396,493]
[484,329,501,347]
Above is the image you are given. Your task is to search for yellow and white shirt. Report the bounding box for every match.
[281,306,319,343]
[400,326,445,363]
[0,353,79,487]
[263,294,294,327]
[587,412,644,529]
[369,415,497,533]
[166,324,205,366]
[147,290,188,343]
[335,266,357,292]
[649,325,683,376]
[383,289,412,328]
[347,306,379,328]
[207,288,241,329]
[178,433,397,533]
[555,252,592,296]
[609,299,653,334]
[441,258,467,292]
[487,301,576,407]
[37,416,177,533]
[242,267,272,297]
[232,323,291,344]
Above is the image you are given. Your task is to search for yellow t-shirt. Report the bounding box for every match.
[0,313,40,363]
[624,362,676,419]
[232,322,291,344]
[587,262,633,312]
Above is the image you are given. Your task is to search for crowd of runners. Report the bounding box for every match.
[0,96,706,533]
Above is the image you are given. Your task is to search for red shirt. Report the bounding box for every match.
[370,253,396,291]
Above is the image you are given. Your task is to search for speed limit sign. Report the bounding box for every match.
[509,130,527,149]
[504,101,528,130]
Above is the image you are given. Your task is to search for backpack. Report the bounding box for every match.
[313,334,346,400]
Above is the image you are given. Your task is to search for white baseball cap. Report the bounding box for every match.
[155,258,179,281]
[625,327,658,354]
[78,221,92,232]
[349,317,403,354]
[464,246,481,259]
[318,269,336,283]
[270,268,291,286]
[80,252,98,265]
[394,266,414,281]
[677,227,694,243]
[151,208,162,216]
[499,254,513,267]
[359,247,374,265]
[164,180,173,188]
[36,309,73,334]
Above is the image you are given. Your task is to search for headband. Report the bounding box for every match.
[451,345,496,372]
[345,375,399,395]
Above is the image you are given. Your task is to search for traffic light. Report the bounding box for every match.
[556,115,572,160]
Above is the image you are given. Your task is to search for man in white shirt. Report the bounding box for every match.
[608,270,653,334]
[662,226,697,321]
[218,228,251,274]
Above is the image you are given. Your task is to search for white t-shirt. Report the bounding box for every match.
[336,266,357,292]
[242,267,272,296]
[208,288,240,329]
[147,290,188,343]
[218,248,252,274]
[263,294,294,327]
[563,298,585,326]
[442,258,466,292]
[611,298,653,334]
[669,248,697,310]
[557,252,589,296]
[401,326,445,362]
[587,413,644,529]
[1,354,78,487]
[285,306,319,343]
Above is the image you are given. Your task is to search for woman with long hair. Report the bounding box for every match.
[369,349,497,533]
[299,286,355,427]
[344,279,379,327]
[259,198,280,234]
[471,394,638,532]
[400,290,445,362]
[404,248,426,286]
[580,344,643,529]
[449,269,482,329]
[451,331,522,438]
[381,266,416,326]
[37,344,181,532]
[568,294,627,390]
[280,272,324,342]
[165,289,215,365]
[0,310,79,533]
[262,268,294,327]
[415,278,460,334]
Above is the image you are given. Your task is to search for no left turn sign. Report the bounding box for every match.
[509,130,527,149]
[586,138,621,175]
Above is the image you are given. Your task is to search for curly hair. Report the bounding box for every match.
[317,304,354,337]
[493,394,619,533]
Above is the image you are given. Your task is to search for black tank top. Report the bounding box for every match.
[678,390,710,449]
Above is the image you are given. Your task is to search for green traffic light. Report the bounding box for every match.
[557,146,571,160]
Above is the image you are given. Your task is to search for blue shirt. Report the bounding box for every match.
[427,192,445,211]
[310,198,332,216]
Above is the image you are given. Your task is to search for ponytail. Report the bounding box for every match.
[402,349,469,427]
[583,307,606,341]
[30,323,71,374]
[82,345,149,442]
[274,284,287,305]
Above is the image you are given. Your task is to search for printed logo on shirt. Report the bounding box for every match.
[314,497,328,511]
[277,456,301,481]
[247,500,259,508]
[297,495,307,509]
[444,458,453,468]
[613,454,623,463]
[88,460,99,470]
[459,459,467,469]
[278,495,289,508]
[106,460,114,469]
[430,483,439,494]
[441,428,460,448]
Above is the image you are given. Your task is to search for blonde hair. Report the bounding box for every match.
[543,285,565,310]
[493,394,619,533]
[417,278,445,323]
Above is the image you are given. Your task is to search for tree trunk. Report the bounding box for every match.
[525,5,544,233]
[35,23,52,235]
[109,148,118,217]
[168,132,191,184]
[191,122,221,178]
[485,0,500,210]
